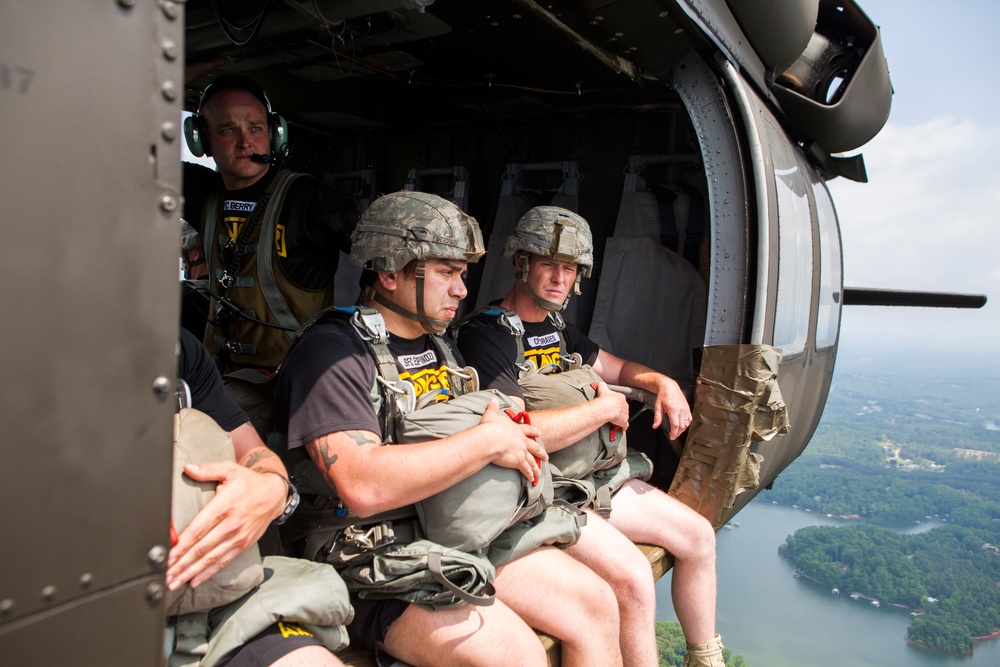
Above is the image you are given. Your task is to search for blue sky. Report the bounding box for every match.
[827,0,1000,362]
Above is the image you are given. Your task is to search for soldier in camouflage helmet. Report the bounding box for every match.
[503,206,593,311]
[351,191,485,333]
[457,205,724,667]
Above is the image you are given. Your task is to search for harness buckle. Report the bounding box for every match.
[222,339,255,355]
[497,310,525,338]
[377,377,417,415]
[516,358,538,379]
[563,352,584,371]
[336,522,397,552]
[219,272,235,289]
[351,309,389,344]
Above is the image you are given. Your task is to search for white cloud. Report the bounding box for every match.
[828,117,1000,353]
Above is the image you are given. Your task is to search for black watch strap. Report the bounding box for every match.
[263,471,300,525]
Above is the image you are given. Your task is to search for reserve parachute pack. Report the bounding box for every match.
[519,366,628,479]
[453,308,650,516]
[169,407,265,616]
[395,388,554,555]
[518,366,652,517]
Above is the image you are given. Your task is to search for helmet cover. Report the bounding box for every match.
[503,206,593,278]
[351,191,485,273]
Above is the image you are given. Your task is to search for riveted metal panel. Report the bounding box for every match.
[671,52,750,345]
[1,1,181,661]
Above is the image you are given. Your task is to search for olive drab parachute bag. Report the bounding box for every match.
[518,366,628,479]
[167,408,265,616]
[394,388,554,554]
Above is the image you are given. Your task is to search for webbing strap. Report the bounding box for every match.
[257,171,310,339]
[427,551,496,607]
[213,268,253,288]
[546,311,572,370]
[449,306,528,372]
[594,485,613,519]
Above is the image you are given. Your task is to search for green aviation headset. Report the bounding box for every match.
[183,74,289,159]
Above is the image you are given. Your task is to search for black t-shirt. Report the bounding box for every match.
[183,162,358,290]
[274,317,465,451]
[456,308,600,400]
[178,328,247,432]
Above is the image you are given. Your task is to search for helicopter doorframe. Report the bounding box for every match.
[671,52,752,348]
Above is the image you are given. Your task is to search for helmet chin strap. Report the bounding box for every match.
[368,261,451,334]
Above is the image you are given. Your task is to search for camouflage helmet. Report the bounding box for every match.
[351,191,485,273]
[503,206,594,278]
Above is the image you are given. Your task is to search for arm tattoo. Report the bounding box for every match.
[348,431,380,447]
[241,449,274,472]
[309,439,339,471]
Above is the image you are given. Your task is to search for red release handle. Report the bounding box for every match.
[503,407,540,486]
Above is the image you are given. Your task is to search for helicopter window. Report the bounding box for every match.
[814,181,842,349]
[766,121,813,355]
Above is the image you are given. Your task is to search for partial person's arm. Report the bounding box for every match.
[166,422,289,591]
[307,400,546,517]
[592,349,692,440]
[511,382,630,452]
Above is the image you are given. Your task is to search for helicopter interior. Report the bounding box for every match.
[185,0,731,408]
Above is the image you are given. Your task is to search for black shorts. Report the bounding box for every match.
[216,621,326,667]
[346,595,410,651]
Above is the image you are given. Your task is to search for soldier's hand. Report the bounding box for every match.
[166,461,285,591]
[595,381,630,430]
[654,377,692,440]
[479,399,547,482]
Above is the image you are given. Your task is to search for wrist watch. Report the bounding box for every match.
[265,472,300,525]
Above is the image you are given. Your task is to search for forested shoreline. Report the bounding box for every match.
[756,352,1000,655]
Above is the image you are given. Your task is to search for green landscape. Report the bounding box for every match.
[655,621,747,667]
[761,348,1000,654]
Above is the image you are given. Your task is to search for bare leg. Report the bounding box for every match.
[495,546,623,667]
[563,510,658,666]
[608,479,717,644]
[381,597,547,667]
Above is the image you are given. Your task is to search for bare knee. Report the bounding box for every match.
[677,514,716,563]
[605,547,656,608]
[578,575,621,626]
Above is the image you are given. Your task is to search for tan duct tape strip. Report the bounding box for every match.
[668,345,790,530]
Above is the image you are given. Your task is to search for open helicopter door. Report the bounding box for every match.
[0,2,180,664]
[588,154,709,383]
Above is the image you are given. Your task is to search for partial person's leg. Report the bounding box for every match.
[270,645,346,666]
[382,598,548,667]
[218,622,344,667]
[563,510,657,667]
[495,545,623,667]
[608,479,717,645]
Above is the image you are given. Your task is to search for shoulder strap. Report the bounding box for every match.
[257,170,314,337]
[449,306,528,372]
[545,311,575,371]
[427,333,480,398]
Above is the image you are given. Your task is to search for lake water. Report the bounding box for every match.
[655,499,1000,666]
